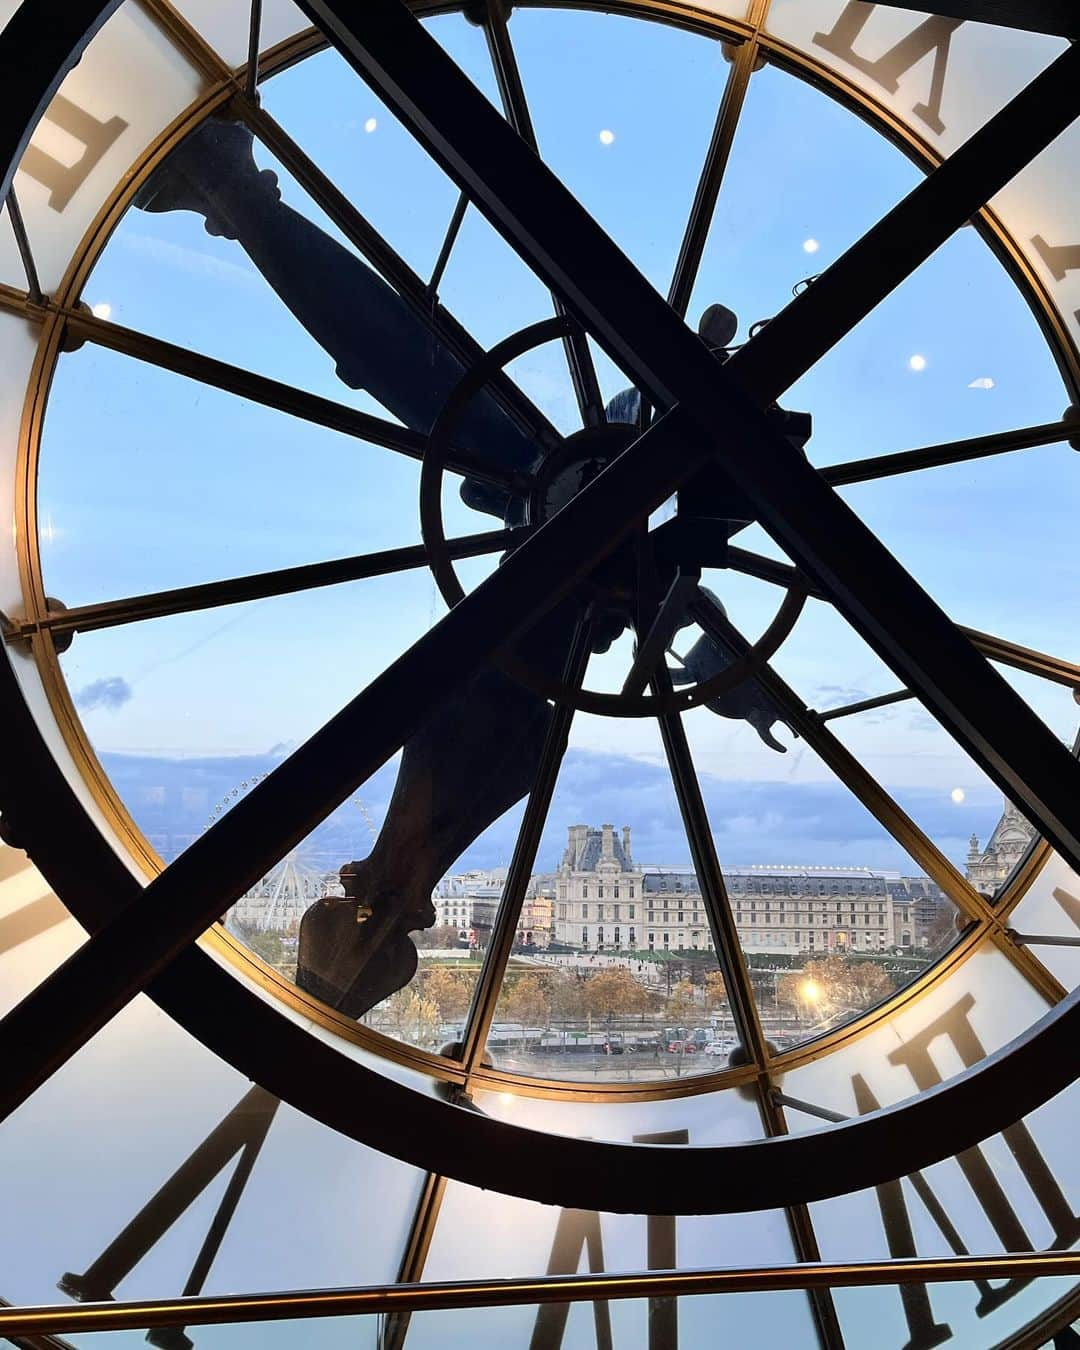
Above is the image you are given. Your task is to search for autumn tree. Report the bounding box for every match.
[547,972,588,1021]
[778,956,896,1021]
[422,966,474,1020]
[501,974,551,1029]
[384,989,440,1044]
[704,970,728,1010]
[583,967,652,1018]
[665,977,697,1023]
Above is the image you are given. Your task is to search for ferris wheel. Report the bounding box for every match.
[207,783,380,933]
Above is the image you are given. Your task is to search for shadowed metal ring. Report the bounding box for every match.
[421,315,808,716]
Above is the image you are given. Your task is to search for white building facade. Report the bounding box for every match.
[550,825,904,956]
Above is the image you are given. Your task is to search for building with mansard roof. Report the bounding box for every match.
[966,799,1037,894]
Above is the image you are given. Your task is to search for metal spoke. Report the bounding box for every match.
[245,0,263,101]
[4,528,520,641]
[427,190,469,298]
[818,689,915,722]
[1010,932,1080,950]
[20,298,524,493]
[653,670,771,1063]
[459,614,592,1072]
[667,0,771,320]
[293,0,1080,871]
[137,0,563,456]
[821,417,1078,488]
[381,1172,448,1350]
[0,401,712,1125]
[481,0,606,426]
[724,543,1080,692]
[868,0,1078,39]
[689,592,1067,1005]
[650,665,845,1350]
[726,44,1080,406]
[6,187,43,305]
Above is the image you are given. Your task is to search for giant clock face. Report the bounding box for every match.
[1,1,1079,1346]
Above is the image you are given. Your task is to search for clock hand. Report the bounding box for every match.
[134,116,541,519]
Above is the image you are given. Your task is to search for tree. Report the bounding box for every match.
[422,966,474,1020]
[412,924,463,949]
[502,975,551,1029]
[704,970,728,1010]
[584,967,652,1018]
[665,978,697,1023]
[778,956,896,1022]
[547,971,588,1021]
[236,925,285,969]
[385,988,440,1044]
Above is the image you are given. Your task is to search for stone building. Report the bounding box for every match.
[553,823,642,951]
[516,887,555,949]
[966,799,1036,893]
[434,889,500,945]
[641,865,895,956]
[549,825,903,956]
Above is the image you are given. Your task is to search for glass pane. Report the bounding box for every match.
[483,709,747,1083]
[801,1079,1080,1350]
[0,993,423,1311]
[1005,850,1080,992]
[687,61,922,363]
[781,944,1052,1113]
[39,343,423,605]
[765,2,1065,155]
[0,846,82,1019]
[511,8,735,295]
[9,2,206,295]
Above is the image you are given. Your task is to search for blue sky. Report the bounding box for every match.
[35,7,1079,874]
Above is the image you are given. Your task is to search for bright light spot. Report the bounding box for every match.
[801,978,822,1004]
[91,302,112,320]
[598,129,615,146]
[498,1093,514,1105]
[951,787,966,805]
[364,117,378,134]
[908,354,927,373]
[802,238,820,255]
[968,376,996,390]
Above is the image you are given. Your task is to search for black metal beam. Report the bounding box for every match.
[821,418,1076,488]
[58,305,523,491]
[5,528,519,638]
[866,0,1079,39]
[481,0,606,426]
[0,403,713,1126]
[291,0,1080,871]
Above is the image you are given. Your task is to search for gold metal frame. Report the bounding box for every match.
[3,0,1076,1106]
[1,1252,1079,1338]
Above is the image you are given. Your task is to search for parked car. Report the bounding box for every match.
[704,1039,734,1057]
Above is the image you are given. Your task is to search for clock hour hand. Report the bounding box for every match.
[133,116,540,519]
